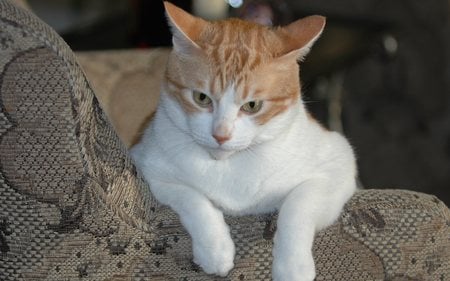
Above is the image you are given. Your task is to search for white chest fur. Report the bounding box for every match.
[131,98,356,215]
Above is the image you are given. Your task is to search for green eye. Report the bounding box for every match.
[241,100,263,114]
[193,91,212,107]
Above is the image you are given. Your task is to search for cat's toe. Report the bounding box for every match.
[199,256,234,277]
[193,235,235,277]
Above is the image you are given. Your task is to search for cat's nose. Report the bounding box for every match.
[213,134,230,145]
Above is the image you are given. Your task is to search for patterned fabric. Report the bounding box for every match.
[0,1,449,280]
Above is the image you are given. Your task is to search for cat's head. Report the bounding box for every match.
[161,2,325,160]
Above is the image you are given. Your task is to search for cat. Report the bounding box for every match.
[130,2,357,280]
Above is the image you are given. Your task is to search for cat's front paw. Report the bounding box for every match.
[192,233,235,277]
[272,254,316,281]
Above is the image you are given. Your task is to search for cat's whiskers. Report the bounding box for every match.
[302,100,320,104]
[241,146,260,162]
[163,137,197,161]
[241,144,276,170]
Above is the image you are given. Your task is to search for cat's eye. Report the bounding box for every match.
[193,91,212,108]
[241,100,263,114]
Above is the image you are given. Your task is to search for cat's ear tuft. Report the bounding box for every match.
[279,15,326,61]
[163,1,206,54]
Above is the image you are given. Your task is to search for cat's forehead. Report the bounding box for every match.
[192,19,286,94]
[199,19,282,60]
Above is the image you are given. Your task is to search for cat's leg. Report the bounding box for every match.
[151,182,235,277]
[272,179,353,281]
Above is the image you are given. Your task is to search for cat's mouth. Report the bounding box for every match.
[202,143,242,160]
[207,148,236,160]
[192,136,247,160]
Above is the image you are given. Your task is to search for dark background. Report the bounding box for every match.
[28,0,450,206]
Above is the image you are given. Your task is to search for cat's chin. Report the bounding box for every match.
[207,149,236,160]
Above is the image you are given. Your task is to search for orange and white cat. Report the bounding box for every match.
[131,2,357,280]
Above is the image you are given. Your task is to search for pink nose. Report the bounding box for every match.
[213,134,230,145]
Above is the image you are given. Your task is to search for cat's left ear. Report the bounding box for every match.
[163,1,207,55]
[278,15,326,61]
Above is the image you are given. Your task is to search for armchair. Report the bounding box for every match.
[1,1,449,280]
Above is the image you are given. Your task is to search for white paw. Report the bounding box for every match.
[192,233,235,277]
[272,253,316,281]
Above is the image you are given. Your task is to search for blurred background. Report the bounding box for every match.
[24,0,450,205]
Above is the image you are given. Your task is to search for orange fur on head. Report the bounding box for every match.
[163,1,325,124]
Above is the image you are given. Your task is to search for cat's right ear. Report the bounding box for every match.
[163,1,206,55]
